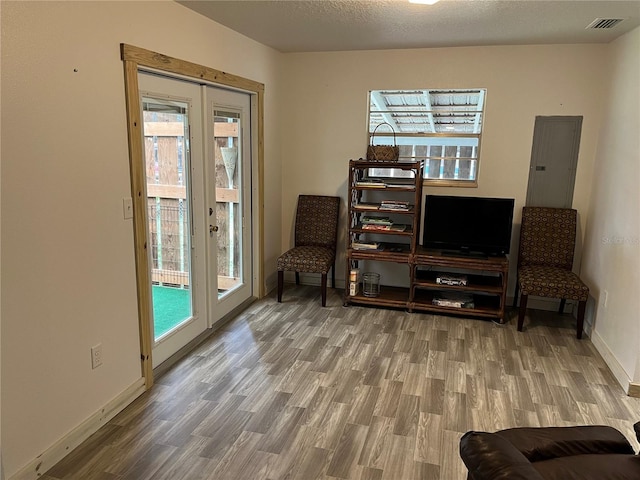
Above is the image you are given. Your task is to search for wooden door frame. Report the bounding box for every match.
[121,44,265,388]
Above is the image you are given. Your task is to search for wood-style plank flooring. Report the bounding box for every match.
[44,285,640,479]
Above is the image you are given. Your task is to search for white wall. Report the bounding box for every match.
[0,1,282,477]
[280,44,607,292]
[581,27,640,388]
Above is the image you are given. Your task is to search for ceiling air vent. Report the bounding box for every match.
[586,18,624,29]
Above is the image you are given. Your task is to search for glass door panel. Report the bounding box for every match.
[213,109,243,299]
[142,98,194,340]
[207,87,252,321]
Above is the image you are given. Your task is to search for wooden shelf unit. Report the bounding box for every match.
[344,158,509,322]
[410,247,509,322]
[344,159,424,308]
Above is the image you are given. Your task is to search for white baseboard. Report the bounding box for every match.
[10,378,146,480]
[590,330,632,394]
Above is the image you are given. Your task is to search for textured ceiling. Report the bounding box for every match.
[178,0,640,53]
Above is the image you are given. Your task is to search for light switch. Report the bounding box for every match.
[123,198,133,219]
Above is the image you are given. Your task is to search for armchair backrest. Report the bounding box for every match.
[295,195,340,250]
[518,206,577,270]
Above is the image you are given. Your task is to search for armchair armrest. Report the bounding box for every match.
[460,431,545,480]
[496,425,635,462]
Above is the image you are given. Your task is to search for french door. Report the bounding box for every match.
[205,87,253,322]
[139,73,253,367]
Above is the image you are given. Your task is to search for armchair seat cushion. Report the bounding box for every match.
[518,265,589,302]
[277,246,335,274]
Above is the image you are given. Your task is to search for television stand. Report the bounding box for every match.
[409,247,509,322]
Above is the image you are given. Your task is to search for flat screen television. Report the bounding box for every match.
[422,195,515,257]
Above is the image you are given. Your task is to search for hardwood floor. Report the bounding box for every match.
[44,285,640,479]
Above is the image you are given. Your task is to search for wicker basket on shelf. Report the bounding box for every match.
[366,122,399,162]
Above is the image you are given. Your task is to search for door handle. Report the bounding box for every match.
[535,166,546,171]
[210,225,219,234]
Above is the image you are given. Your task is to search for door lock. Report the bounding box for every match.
[210,225,219,234]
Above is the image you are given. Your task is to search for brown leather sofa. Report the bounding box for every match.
[460,423,640,479]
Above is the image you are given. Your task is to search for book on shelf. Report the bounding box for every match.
[361,216,393,225]
[351,241,381,250]
[381,206,410,211]
[436,274,468,286]
[380,200,410,211]
[355,178,385,187]
[432,292,475,309]
[362,224,407,232]
[385,183,415,189]
[354,203,379,210]
[349,269,360,283]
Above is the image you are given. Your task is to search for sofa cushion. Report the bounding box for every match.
[496,425,635,462]
[533,454,640,480]
[460,431,545,480]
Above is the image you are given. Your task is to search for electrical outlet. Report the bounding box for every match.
[91,343,103,369]
[603,290,609,308]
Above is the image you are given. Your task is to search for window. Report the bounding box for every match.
[368,89,486,186]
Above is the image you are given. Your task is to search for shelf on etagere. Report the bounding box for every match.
[352,224,413,236]
[409,290,502,318]
[351,204,416,215]
[413,270,503,294]
[345,159,424,310]
[348,247,411,263]
[346,285,409,308]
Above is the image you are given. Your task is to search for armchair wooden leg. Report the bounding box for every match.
[517,294,528,332]
[513,281,520,308]
[576,300,586,339]
[277,270,284,303]
[321,273,327,307]
[559,298,566,314]
[295,272,300,285]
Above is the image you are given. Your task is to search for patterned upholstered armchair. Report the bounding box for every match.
[513,207,590,339]
[277,195,340,307]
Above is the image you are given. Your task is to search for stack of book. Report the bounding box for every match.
[362,224,407,232]
[355,178,385,188]
[354,203,379,210]
[436,274,468,286]
[351,241,381,250]
[385,182,414,189]
[362,216,392,225]
[361,216,407,232]
[380,200,410,211]
[432,292,474,309]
